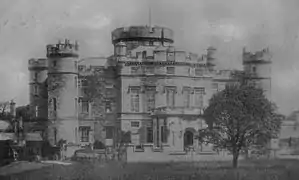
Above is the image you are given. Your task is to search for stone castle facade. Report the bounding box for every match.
[28,25,272,152]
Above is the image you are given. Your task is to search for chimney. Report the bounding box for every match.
[10,100,16,118]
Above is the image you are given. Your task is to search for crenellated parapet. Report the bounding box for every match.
[28,58,48,70]
[111,26,174,45]
[46,39,79,58]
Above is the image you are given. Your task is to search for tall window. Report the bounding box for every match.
[35,106,39,117]
[81,101,89,113]
[166,67,175,75]
[161,119,168,143]
[212,83,218,91]
[194,88,205,108]
[130,88,140,112]
[145,66,155,74]
[195,68,204,76]
[75,98,77,112]
[53,98,57,111]
[34,85,38,95]
[146,126,153,143]
[53,61,57,67]
[142,51,147,59]
[147,87,156,111]
[80,127,90,142]
[182,87,191,108]
[53,128,57,145]
[34,72,38,80]
[166,87,175,108]
[105,99,112,113]
[105,126,114,139]
[131,67,138,74]
[75,77,77,87]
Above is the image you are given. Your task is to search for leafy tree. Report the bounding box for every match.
[198,83,283,168]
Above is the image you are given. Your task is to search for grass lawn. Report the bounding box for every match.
[1,159,299,180]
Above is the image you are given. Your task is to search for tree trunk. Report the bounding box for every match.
[232,152,239,168]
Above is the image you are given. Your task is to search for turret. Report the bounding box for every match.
[47,39,79,145]
[242,47,272,99]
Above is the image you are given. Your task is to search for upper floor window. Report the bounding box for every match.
[131,67,138,74]
[212,83,218,90]
[131,121,140,128]
[78,65,85,72]
[34,72,38,80]
[182,87,191,108]
[105,126,114,139]
[53,61,57,67]
[195,68,204,76]
[166,67,175,75]
[146,87,156,112]
[252,66,256,73]
[142,51,147,59]
[194,88,205,108]
[145,66,155,74]
[166,87,176,108]
[53,97,57,111]
[34,85,38,95]
[81,101,89,113]
[105,99,112,113]
[130,87,140,112]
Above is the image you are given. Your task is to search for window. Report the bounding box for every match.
[166,67,175,75]
[34,85,38,95]
[53,128,57,145]
[149,41,154,46]
[75,98,77,112]
[74,77,77,87]
[78,65,85,71]
[80,127,90,142]
[81,79,88,87]
[145,66,155,74]
[142,51,147,59]
[131,67,138,74]
[147,87,156,111]
[105,99,112,113]
[182,87,191,108]
[53,98,57,111]
[161,119,168,143]
[53,61,57,67]
[195,68,204,76]
[146,126,153,143]
[166,87,175,108]
[74,61,77,70]
[35,106,39,117]
[131,121,140,128]
[212,83,218,90]
[252,66,256,73]
[34,72,38,80]
[105,126,114,139]
[81,101,89,113]
[194,88,205,108]
[130,88,140,112]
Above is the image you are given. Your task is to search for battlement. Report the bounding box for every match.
[28,58,48,70]
[46,39,79,58]
[243,47,272,64]
[111,26,174,44]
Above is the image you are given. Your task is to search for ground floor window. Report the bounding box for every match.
[146,127,153,143]
[80,127,90,142]
[105,126,114,139]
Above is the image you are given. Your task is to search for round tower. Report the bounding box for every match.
[242,47,272,100]
[28,58,48,119]
[111,25,174,50]
[47,39,79,145]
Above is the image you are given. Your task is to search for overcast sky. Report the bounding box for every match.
[0,0,298,115]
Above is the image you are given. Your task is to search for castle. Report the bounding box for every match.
[28,25,272,153]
